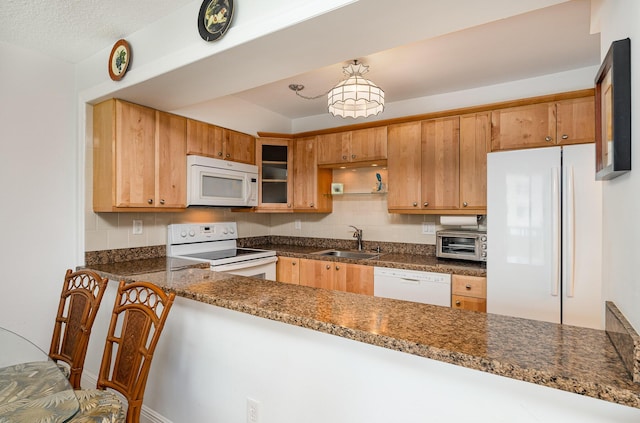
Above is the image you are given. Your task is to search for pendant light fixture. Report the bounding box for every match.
[289,60,385,119]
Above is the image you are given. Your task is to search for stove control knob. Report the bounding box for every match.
[189,230,195,237]
[180,231,187,238]
[229,227,235,234]
[222,228,228,235]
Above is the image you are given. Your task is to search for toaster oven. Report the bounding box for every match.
[436,230,487,262]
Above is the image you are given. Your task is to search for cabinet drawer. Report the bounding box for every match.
[452,275,486,298]
[452,295,487,312]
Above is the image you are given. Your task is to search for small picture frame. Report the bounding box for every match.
[331,183,344,195]
[108,39,131,81]
[595,38,631,180]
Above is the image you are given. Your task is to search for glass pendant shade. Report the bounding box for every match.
[327,62,384,118]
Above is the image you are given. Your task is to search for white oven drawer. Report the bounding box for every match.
[213,256,278,280]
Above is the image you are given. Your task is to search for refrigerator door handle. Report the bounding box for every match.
[551,167,560,297]
[566,166,576,297]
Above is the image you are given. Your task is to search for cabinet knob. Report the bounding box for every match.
[342,155,348,160]
[413,202,418,207]
[455,300,461,306]
[561,134,569,140]
[287,203,292,208]
[217,152,223,156]
[465,284,472,290]
[545,136,553,142]
[292,262,296,266]
[351,154,356,159]
[310,202,315,207]
[147,199,153,205]
[326,265,331,270]
[225,153,231,158]
[423,202,429,207]
[160,199,165,205]
[335,265,340,270]
[463,202,468,207]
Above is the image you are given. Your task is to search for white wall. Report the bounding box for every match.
[593,0,640,330]
[0,42,77,346]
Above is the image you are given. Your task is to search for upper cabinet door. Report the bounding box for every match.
[491,103,556,151]
[387,121,422,210]
[556,96,595,145]
[223,129,255,164]
[156,111,187,208]
[421,116,460,210]
[459,112,490,209]
[186,119,223,157]
[317,132,350,165]
[114,100,157,208]
[350,127,387,163]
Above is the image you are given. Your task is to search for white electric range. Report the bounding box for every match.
[167,222,277,280]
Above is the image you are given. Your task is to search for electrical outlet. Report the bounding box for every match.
[247,398,260,423]
[132,220,143,235]
[422,222,435,235]
[294,219,301,230]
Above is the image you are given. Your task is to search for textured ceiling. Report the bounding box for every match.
[0,0,193,63]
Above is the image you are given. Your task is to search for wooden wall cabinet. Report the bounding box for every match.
[276,257,300,284]
[387,116,487,214]
[317,127,387,167]
[459,112,490,209]
[93,99,186,212]
[298,259,373,295]
[490,96,595,151]
[256,138,293,211]
[292,136,332,212]
[186,119,255,164]
[451,275,486,312]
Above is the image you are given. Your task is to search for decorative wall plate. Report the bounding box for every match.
[198,0,234,41]
[108,39,131,81]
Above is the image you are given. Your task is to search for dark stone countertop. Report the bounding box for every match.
[83,256,640,410]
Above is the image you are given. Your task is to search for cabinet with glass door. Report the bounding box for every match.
[256,138,293,211]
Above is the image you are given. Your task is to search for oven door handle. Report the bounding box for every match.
[213,256,278,272]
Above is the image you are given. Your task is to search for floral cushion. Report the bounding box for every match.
[70,389,125,423]
[0,361,79,423]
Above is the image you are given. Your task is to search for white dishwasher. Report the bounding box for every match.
[374,267,451,307]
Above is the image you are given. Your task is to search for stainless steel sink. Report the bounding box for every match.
[312,249,380,260]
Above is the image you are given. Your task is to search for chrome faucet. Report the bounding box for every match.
[349,225,363,251]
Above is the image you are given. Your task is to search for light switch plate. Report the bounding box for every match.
[422,222,435,235]
[133,220,143,235]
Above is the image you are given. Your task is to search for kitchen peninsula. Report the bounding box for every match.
[83,247,640,422]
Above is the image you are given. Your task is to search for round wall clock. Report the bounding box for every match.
[108,39,131,81]
[198,0,234,41]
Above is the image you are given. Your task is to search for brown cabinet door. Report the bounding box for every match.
[387,122,422,210]
[491,103,556,151]
[186,119,223,158]
[299,259,334,289]
[317,132,350,165]
[556,96,595,145]
[292,137,318,210]
[223,129,255,164]
[156,112,187,208]
[459,113,489,209]
[276,257,300,284]
[350,127,388,163]
[114,100,156,208]
[345,263,374,295]
[421,117,460,210]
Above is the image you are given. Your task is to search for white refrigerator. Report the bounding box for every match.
[486,144,603,329]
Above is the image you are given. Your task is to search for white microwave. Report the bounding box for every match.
[187,156,258,207]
